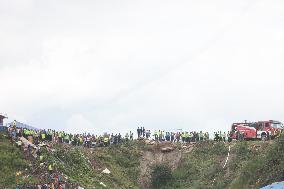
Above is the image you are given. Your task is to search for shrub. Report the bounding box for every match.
[151,164,173,188]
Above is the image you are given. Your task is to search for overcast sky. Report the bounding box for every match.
[1,0,284,135]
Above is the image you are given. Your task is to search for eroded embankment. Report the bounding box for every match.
[138,142,194,189]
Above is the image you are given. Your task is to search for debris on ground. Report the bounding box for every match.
[102,168,111,174]
[161,147,174,153]
[100,182,107,187]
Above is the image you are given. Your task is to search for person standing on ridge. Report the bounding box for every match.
[130,131,133,140]
[137,127,140,138]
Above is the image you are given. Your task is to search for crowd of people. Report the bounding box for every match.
[8,121,234,151]
[150,129,210,142]
[136,127,237,143]
[213,131,233,142]
[9,122,136,148]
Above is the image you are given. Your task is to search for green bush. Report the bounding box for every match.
[151,164,173,188]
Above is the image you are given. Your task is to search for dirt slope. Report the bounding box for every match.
[139,142,194,189]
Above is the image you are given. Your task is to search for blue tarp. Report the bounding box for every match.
[261,181,284,189]
[8,121,38,130]
[0,126,8,132]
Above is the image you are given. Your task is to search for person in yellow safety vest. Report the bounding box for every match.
[59,132,63,143]
[48,163,55,175]
[203,132,206,141]
[79,136,83,146]
[64,134,69,144]
[50,182,55,189]
[48,164,53,171]
[181,132,185,143]
[25,129,29,137]
[25,129,29,136]
[183,132,186,142]
[58,132,61,140]
[13,120,17,129]
[159,130,162,141]
[16,140,22,148]
[104,137,109,146]
[39,155,44,162]
[41,133,46,141]
[34,131,39,141]
[184,132,189,143]
[23,129,26,136]
[154,130,158,141]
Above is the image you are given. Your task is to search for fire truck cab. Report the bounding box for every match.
[231,120,283,140]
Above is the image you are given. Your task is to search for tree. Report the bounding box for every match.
[151,164,173,188]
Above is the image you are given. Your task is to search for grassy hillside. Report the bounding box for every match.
[1,130,284,189]
[155,135,284,189]
[0,131,143,189]
[42,141,144,188]
[0,132,30,188]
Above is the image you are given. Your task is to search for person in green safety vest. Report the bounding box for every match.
[64,134,69,144]
[16,140,22,148]
[39,155,44,162]
[158,130,162,141]
[185,132,189,143]
[13,120,17,129]
[181,132,185,143]
[104,137,109,146]
[79,136,83,146]
[48,163,54,176]
[41,133,46,141]
[25,129,29,137]
[154,130,158,141]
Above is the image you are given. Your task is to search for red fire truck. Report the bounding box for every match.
[231,120,283,140]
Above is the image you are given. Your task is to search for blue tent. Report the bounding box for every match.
[261,181,284,189]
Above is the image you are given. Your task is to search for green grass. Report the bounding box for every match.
[160,137,284,189]
[0,132,28,188]
[44,141,142,189]
[94,141,142,188]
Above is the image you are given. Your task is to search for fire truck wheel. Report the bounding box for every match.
[261,134,267,141]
